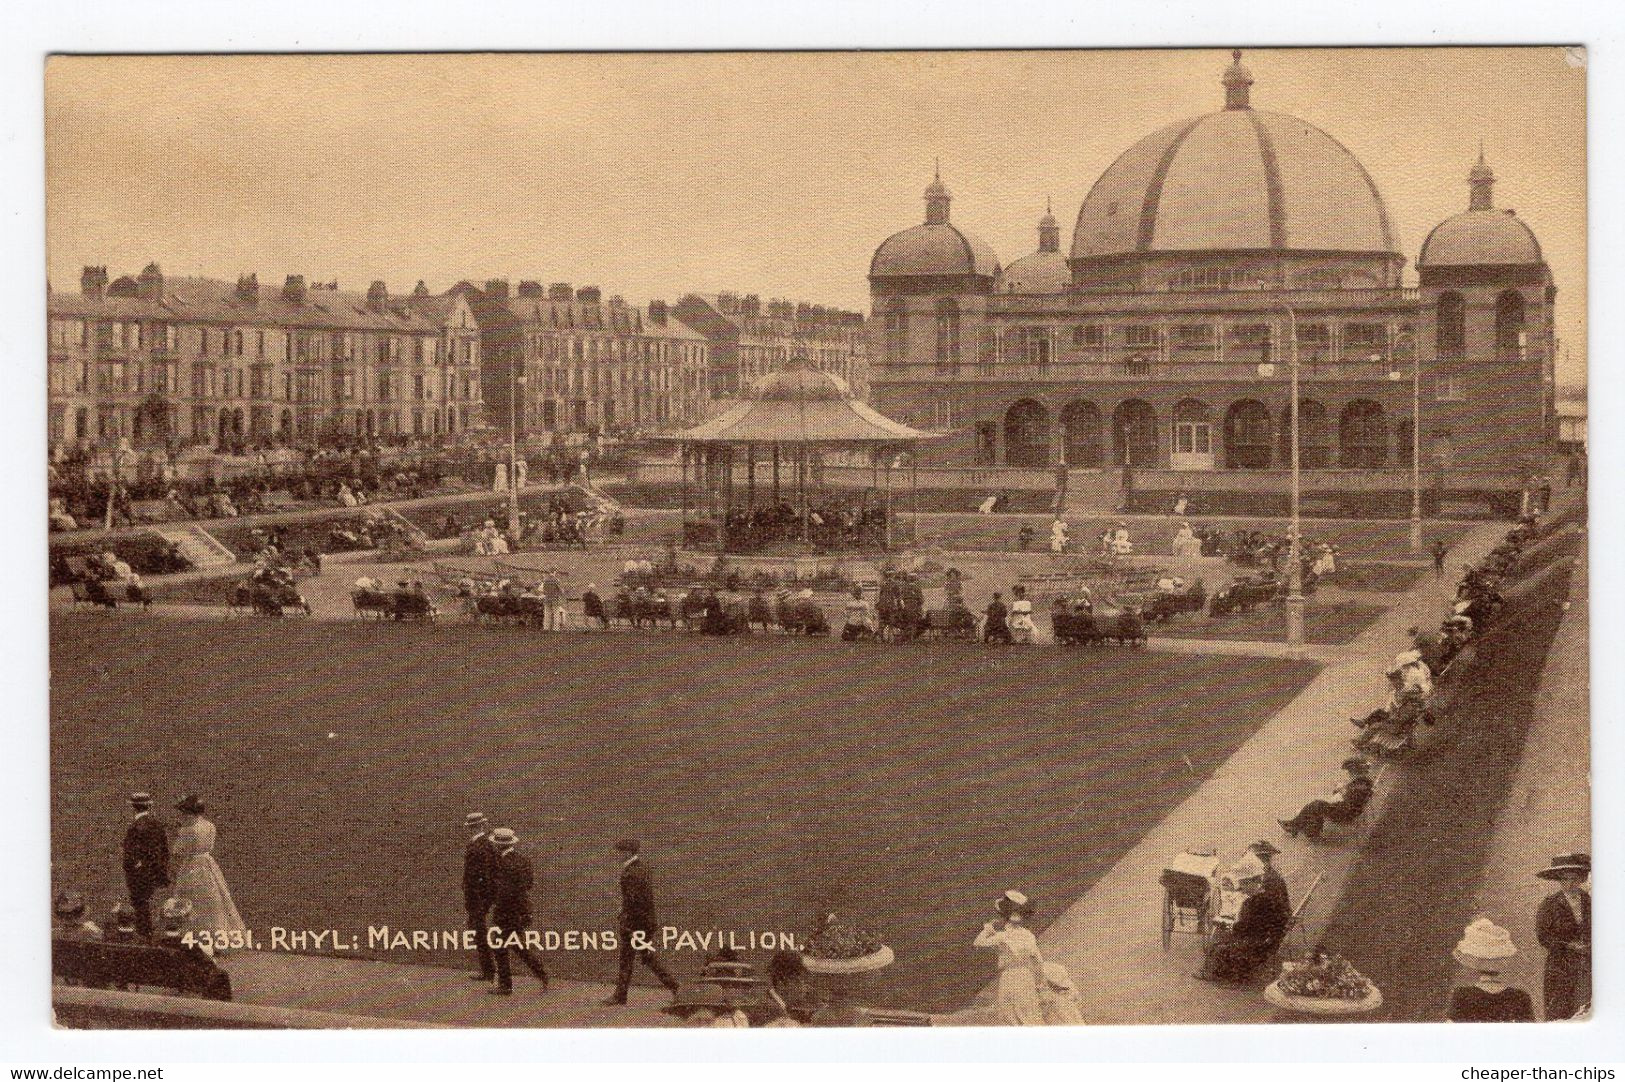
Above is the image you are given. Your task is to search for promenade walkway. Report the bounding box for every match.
[1465,534,1589,1019]
[956,520,1509,1024]
[215,952,680,1028]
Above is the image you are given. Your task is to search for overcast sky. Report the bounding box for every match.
[45,47,1586,386]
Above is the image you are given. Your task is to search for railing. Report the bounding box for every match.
[991,286,1420,315]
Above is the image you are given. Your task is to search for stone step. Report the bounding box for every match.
[153,524,238,569]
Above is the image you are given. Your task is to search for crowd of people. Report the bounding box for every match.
[720,500,888,553]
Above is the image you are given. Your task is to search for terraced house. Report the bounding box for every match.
[47,265,483,456]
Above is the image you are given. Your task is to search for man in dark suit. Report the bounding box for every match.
[121,792,169,939]
[486,827,549,995]
[604,838,679,1006]
[1534,853,1591,1019]
[462,812,498,983]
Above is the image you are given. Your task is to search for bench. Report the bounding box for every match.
[52,936,232,1001]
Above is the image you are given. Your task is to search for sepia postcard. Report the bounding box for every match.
[42,46,1591,1034]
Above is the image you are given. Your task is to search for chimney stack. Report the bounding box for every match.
[80,265,108,301]
[367,280,389,310]
[236,272,259,303]
[283,274,307,305]
[548,283,574,301]
[517,280,543,298]
[576,285,601,304]
[484,279,510,300]
[137,263,165,302]
[648,299,668,326]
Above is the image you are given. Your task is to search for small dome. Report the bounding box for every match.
[870,167,1002,281]
[870,222,1001,280]
[751,365,853,402]
[1000,250,1070,294]
[1418,210,1542,267]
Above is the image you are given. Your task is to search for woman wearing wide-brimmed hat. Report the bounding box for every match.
[1446,918,1533,1022]
[974,890,1045,1025]
[169,794,246,950]
[1534,853,1590,1020]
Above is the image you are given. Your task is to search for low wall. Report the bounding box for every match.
[52,985,429,1029]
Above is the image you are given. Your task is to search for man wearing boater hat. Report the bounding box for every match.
[121,791,169,938]
[461,812,499,984]
[1248,840,1290,913]
[1534,853,1591,1020]
[486,827,550,995]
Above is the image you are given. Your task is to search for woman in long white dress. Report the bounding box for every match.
[170,795,246,948]
[974,890,1045,1025]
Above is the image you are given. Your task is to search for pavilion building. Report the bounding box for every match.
[866,51,1557,514]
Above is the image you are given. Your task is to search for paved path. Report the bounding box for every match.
[217,951,681,1028]
[958,519,1509,1024]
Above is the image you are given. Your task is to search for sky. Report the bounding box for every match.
[45,47,1586,387]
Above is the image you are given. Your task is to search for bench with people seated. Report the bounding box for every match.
[52,936,232,1001]
[70,578,151,611]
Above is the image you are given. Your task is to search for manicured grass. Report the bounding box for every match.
[1327,562,1431,593]
[49,616,1316,1012]
[1147,600,1389,646]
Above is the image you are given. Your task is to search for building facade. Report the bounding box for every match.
[867,53,1556,486]
[673,293,869,400]
[457,280,711,438]
[47,266,482,455]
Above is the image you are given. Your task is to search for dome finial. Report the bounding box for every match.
[1468,144,1496,211]
[1223,48,1254,110]
[1038,197,1060,252]
[924,163,951,224]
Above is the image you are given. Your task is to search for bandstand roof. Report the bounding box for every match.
[666,366,940,446]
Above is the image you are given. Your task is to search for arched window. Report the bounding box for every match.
[1113,399,1158,467]
[1495,290,1526,353]
[1279,399,1331,469]
[1224,400,1273,469]
[1003,399,1050,467]
[883,299,908,360]
[1436,292,1466,355]
[1060,400,1103,467]
[934,298,960,372]
[1339,400,1388,467]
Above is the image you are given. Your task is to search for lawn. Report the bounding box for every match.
[50,616,1317,1013]
[1148,600,1388,646]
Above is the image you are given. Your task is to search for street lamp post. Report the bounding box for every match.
[1388,331,1423,550]
[1262,306,1306,652]
[508,372,527,541]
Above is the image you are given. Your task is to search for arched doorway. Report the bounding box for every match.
[1113,399,1158,467]
[1003,399,1050,467]
[1279,399,1331,469]
[1060,400,1103,468]
[1339,400,1388,467]
[135,395,170,446]
[1170,399,1214,470]
[1224,400,1273,469]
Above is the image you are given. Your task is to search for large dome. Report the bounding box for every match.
[1071,55,1398,263]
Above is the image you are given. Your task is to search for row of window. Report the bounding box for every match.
[528,334,707,367]
[49,319,478,366]
[49,402,476,445]
[48,358,479,404]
